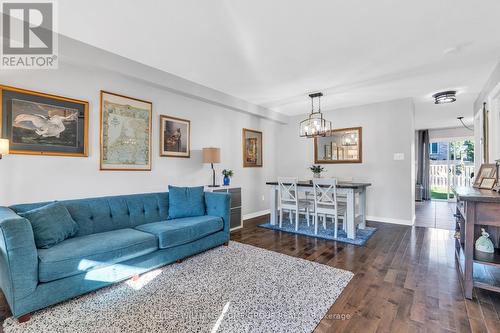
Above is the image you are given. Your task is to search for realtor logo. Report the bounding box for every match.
[1,0,57,69]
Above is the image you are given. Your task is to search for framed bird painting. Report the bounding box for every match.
[160,115,190,158]
[0,85,89,157]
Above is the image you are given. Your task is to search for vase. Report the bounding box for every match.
[223,176,230,186]
[313,173,321,178]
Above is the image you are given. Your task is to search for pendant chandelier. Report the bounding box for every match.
[299,92,332,138]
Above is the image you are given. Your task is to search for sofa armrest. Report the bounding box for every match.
[204,192,231,234]
[0,207,38,311]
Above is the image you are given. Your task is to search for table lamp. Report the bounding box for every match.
[0,139,9,159]
[203,147,220,187]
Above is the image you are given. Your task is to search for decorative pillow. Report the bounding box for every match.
[168,186,206,219]
[19,202,79,249]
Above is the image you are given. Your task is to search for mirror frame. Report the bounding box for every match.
[314,127,362,164]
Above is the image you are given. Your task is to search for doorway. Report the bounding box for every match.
[429,139,474,201]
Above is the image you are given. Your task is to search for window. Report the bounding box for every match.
[430,142,438,154]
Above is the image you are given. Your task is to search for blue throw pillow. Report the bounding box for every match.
[19,202,79,249]
[168,186,206,219]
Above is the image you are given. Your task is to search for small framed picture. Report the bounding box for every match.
[160,115,190,158]
[473,164,497,188]
[479,177,496,190]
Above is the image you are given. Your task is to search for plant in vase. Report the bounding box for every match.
[222,169,234,186]
[310,165,324,178]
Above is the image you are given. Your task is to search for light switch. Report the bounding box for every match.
[393,153,405,161]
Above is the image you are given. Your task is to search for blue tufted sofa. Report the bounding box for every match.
[0,191,230,319]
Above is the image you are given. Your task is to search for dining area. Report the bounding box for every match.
[263,178,372,244]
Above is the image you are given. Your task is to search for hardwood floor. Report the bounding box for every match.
[0,211,498,332]
[415,200,456,230]
[232,215,500,333]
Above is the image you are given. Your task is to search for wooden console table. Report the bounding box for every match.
[452,186,500,299]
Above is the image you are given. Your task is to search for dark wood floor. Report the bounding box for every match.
[415,200,456,230]
[232,215,500,333]
[1,210,498,332]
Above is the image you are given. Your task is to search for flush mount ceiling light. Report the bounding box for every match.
[432,90,457,104]
[299,92,332,138]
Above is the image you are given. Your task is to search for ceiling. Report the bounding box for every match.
[57,0,500,124]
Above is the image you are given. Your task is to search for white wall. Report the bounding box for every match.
[0,61,280,216]
[429,127,474,141]
[276,98,416,225]
[474,61,500,163]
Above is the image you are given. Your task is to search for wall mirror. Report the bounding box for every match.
[314,127,362,163]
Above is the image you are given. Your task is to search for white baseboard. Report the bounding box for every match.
[366,215,414,226]
[243,209,270,221]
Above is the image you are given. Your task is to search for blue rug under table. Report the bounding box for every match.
[259,218,377,246]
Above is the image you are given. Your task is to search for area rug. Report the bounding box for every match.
[259,218,376,246]
[3,242,353,333]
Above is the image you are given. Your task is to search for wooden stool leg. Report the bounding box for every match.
[18,313,31,323]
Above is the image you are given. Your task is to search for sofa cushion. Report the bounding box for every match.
[135,215,223,249]
[19,202,79,249]
[37,228,157,282]
[168,186,205,219]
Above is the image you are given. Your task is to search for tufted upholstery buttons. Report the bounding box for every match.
[89,216,94,220]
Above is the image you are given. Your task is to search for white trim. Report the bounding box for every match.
[366,215,413,226]
[230,226,243,231]
[243,209,270,221]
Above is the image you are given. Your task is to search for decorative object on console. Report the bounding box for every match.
[494,159,500,192]
[0,85,89,157]
[160,115,190,158]
[242,128,263,167]
[309,165,324,178]
[203,147,221,187]
[100,91,152,171]
[0,138,9,159]
[473,163,497,188]
[222,169,234,186]
[299,92,332,138]
[475,228,495,253]
[314,127,362,164]
[479,177,496,190]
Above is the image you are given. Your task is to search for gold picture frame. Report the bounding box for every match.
[473,163,497,188]
[479,177,496,190]
[0,84,89,157]
[100,91,152,171]
[160,115,190,158]
[242,128,263,167]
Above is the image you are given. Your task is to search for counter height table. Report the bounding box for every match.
[266,181,371,239]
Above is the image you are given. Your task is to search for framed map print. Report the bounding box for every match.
[100,91,152,171]
[0,85,88,157]
[242,128,262,167]
[160,115,190,158]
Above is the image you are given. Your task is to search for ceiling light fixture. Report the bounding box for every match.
[432,91,457,104]
[299,92,332,138]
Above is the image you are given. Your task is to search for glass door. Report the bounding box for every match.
[429,139,474,201]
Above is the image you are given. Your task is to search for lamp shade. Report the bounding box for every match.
[202,147,220,164]
[0,139,9,156]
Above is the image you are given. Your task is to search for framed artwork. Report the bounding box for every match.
[100,91,152,171]
[0,85,88,157]
[473,163,496,188]
[160,115,190,158]
[242,128,262,167]
[479,177,496,190]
